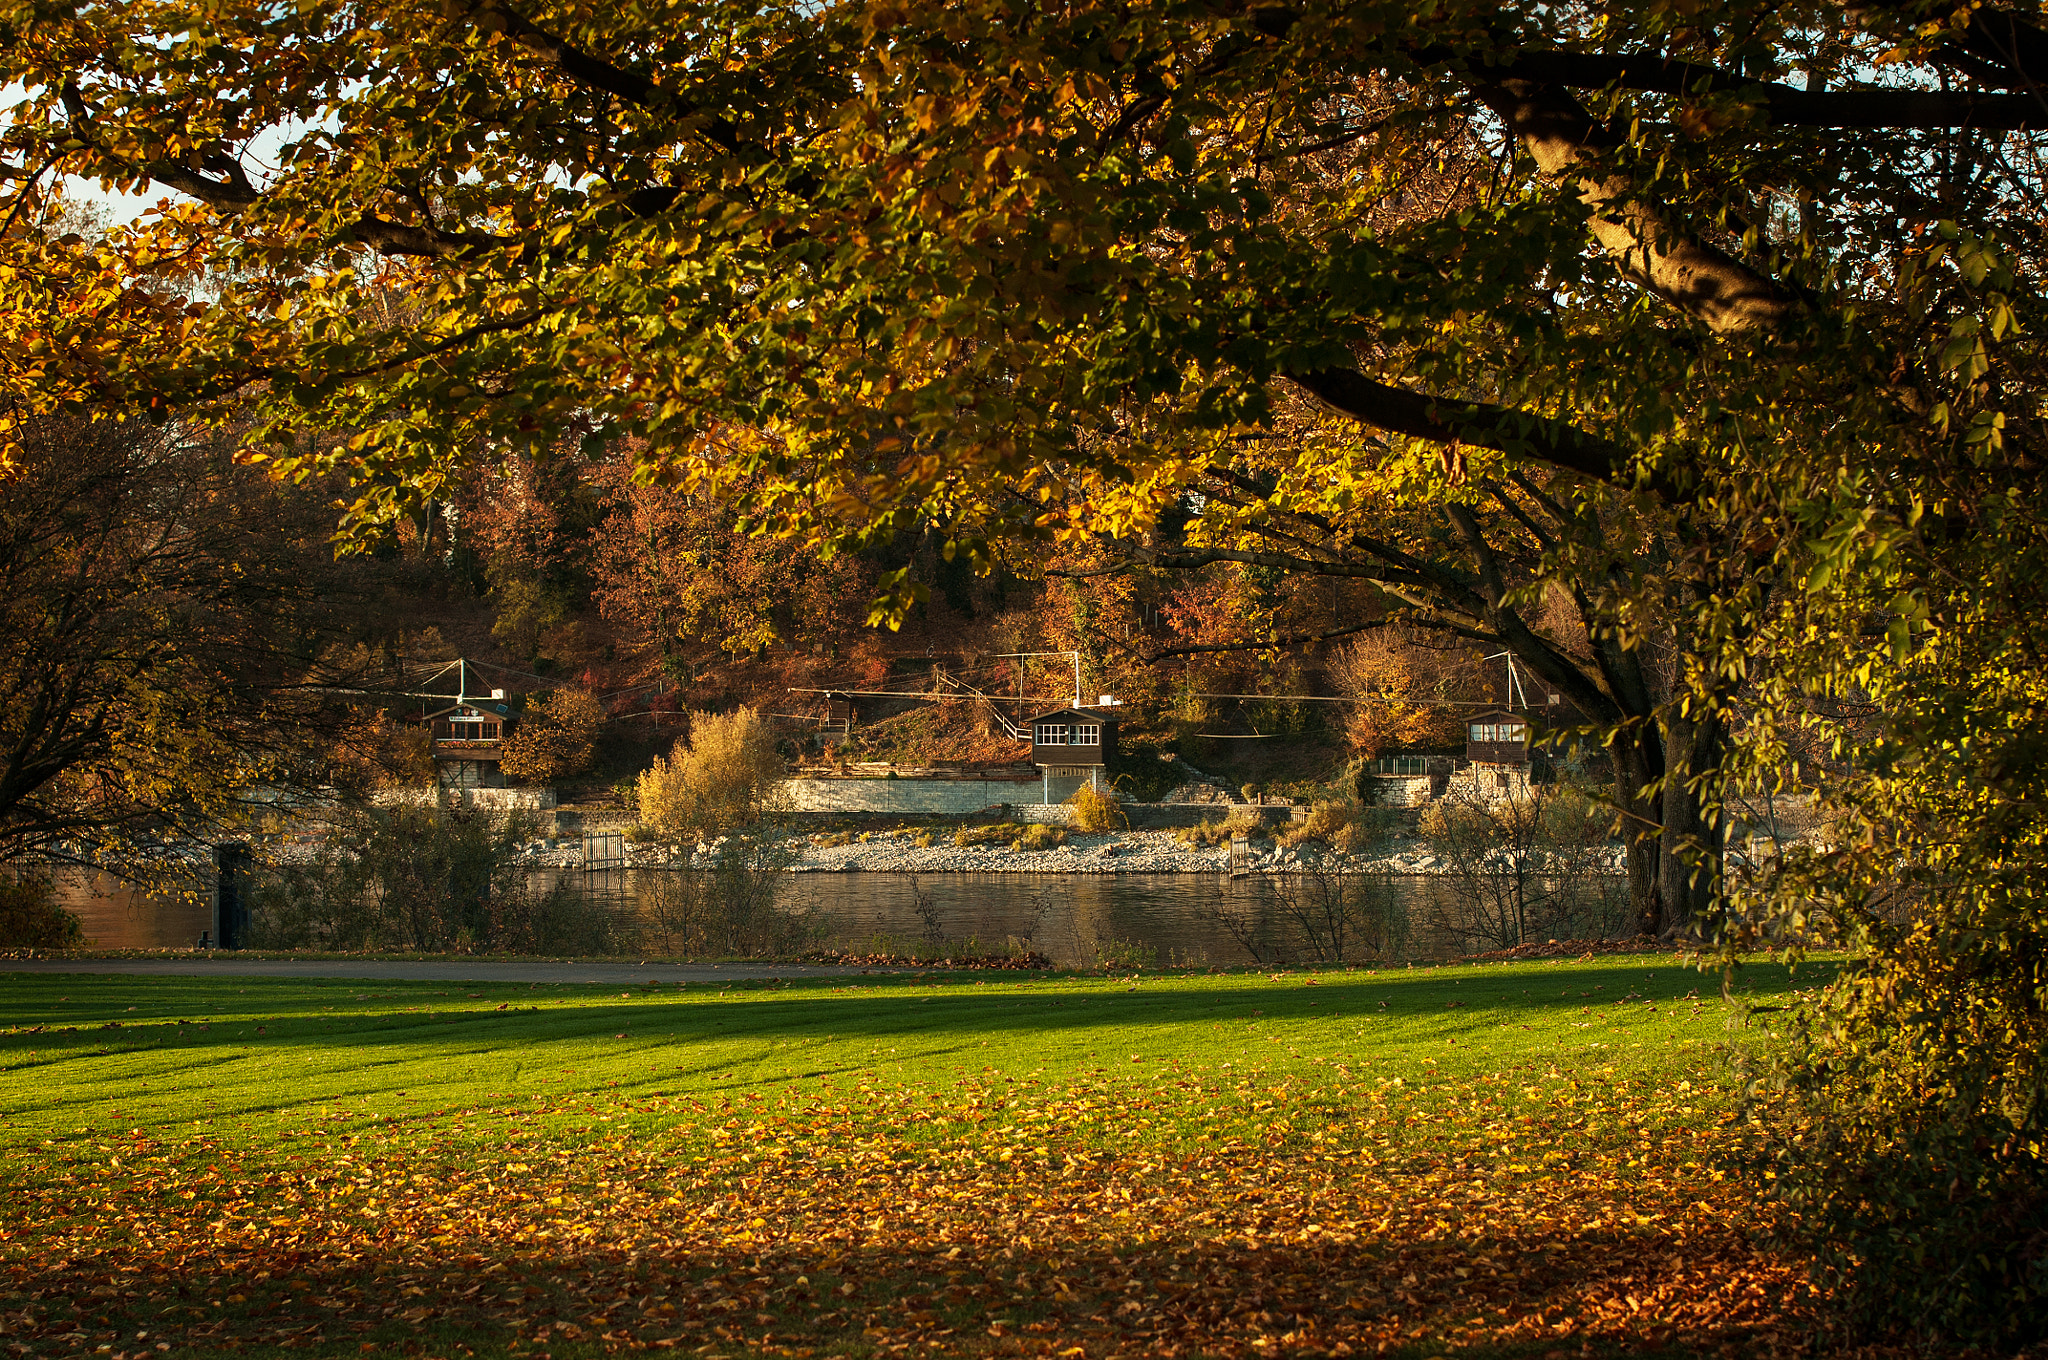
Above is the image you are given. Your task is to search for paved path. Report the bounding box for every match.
[2,958,870,984]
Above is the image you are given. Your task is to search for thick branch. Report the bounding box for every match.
[461,0,743,153]
[1284,368,1675,496]
[1454,48,2048,128]
[1444,501,1621,722]
[1056,545,1431,586]
[1143,618,1394,661]
[62,81,512,257]
[1469,75,1806,333]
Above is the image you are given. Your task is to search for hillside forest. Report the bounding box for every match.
[219,430,1504,800]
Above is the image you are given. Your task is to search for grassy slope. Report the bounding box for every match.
[0,957,1842,1360]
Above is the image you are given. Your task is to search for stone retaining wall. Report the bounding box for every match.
[373,787,557,811]
[1362,775,1434,809]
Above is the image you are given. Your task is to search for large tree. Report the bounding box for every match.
[0,413,386,868]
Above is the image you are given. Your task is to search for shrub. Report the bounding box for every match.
[639,836,811,958]
[1067,783,1126,833]
[246,803,628,954]
[811,829,854,847]
[913,832,934,848]
[1277,801,1357,847]
[623,822,658,844]
[1419,785,1625,949]
[1011,823,1067,851]
[1268,866,1406,962]
[954,823,1018,848]
[0,873,84,948]
[637,707,783,841]
[1177,809,1267,848]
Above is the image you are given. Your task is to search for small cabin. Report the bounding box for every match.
[423,699,517,788]
[1466,709,1530,766]
[1028,707,1118,770]
[824,692,857,725]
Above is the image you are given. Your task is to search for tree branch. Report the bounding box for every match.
[1283,367,1676,496]
[1143,617,1396,661]
[1467,74,1807,333]
[1445,47,2048,128]
[460,0,743,153]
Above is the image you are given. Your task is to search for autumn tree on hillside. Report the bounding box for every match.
[591,457,873,676]
[499,689,606,787]
[1327,628,1482,757]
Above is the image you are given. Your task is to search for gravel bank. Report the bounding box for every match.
[503,827,1623,876]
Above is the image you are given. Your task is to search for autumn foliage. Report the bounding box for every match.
[499,688,606,787]
[637,708,784,841]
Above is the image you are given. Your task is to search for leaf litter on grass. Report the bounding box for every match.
[0,1071,1829,1360]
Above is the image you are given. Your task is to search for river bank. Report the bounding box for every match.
[525,825,1632,876]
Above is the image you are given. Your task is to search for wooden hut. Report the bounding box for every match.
[1464,709,1530,766]
[422,697,517,788]
[1028,706,1118,801]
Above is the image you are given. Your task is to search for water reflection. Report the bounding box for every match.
[52,870,211,949]
[57,864,1484,967]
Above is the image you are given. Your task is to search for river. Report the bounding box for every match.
[49,866,1633,967]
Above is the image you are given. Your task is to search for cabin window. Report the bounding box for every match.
[1035,723,1069,745]
[1470,722,1526,744]
[1071,723,1100,746]
[448,719,500,740]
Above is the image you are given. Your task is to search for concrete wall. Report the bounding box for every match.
[373,787,556,811]
[772,779,1297,829]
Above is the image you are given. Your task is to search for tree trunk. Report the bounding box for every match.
[1607,723,1666,936]
[1656,706,1727,939]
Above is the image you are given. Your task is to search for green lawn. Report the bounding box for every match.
[0,955,1837,1360]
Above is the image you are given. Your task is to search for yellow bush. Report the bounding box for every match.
[637,707,783,841]
[954,823,1017,847]
[1011,823,1067,851]
[1279,799,1359,846]
[1067,783,1127,833]
[1175,810,1266,847]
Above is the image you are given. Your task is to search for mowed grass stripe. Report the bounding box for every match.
[0,955,1826,1149]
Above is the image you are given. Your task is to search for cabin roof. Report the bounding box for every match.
[422,700,512,722]
[1029,706,1118,724]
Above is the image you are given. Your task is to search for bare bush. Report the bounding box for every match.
[1268,865,1407,963]
[639,835,814,958]
[1419,784,1624,949]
